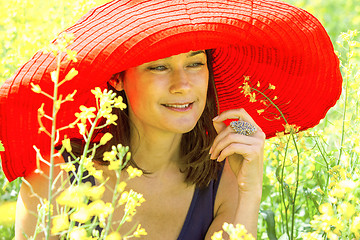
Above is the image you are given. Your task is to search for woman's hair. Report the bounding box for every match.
[72,49,222,188]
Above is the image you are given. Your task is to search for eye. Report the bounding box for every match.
[148,65,168,72]
[187,62,205,68]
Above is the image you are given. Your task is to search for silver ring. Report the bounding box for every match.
[230,120,256,136]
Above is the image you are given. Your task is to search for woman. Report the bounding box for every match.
[0,0,342,239]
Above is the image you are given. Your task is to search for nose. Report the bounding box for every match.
[169,69,191,94]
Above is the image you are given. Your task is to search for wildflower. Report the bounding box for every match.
[77,123,87,135]
[64,68,79,81]
[70,206,91,223]
[60,163,76,172]
[100,133,113,145]
[126,166,143,179]
[268,83,276,90]
[257,109,265,115]
[105,232,122,240]
[56,184,89,208]
[283,123,300,134]
[30,82,41,93]
[88,200,114,218]
[211,230,223,240]
[319,203,334,216]
[133,224,147,237]
[66,50,78,63]
[276,131,285,138]
[103,150,117,161]
[109,160,121,171]
[118,191,129,206]
[86,185,106,201]
[51,214,70,234]
[62,138,72,152]
[69,227,88,240]
[114,96,127,110]
[91,87,103,99]
[337,202,355,219]
[51,70,58,83]
[249,92,256,102]
[117,182,127,193]
[76,105,97,123]
[37,103,45,118]
[105,114,118,125]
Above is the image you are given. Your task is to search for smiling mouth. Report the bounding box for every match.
[162,102,194,110]
[163,103,191,108]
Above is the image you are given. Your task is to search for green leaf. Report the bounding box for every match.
[0,140,4,151]
[260,209,278,240]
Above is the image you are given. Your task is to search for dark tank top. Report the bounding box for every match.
[62,150,223,239]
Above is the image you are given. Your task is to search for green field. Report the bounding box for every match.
[0,0,359,239]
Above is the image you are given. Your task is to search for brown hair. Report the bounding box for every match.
[72,49,222,188]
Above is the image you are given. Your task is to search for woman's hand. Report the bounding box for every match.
[210,108,265,194]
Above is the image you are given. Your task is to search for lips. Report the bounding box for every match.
[161,102,194,111]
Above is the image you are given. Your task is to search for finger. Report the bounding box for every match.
[215,143,258,162]
[212,116,227,134]
[210,128,256,156]
[210,133,261,160]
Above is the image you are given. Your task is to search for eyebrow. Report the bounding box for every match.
[187,50,206,57]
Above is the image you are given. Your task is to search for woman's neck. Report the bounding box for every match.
[130,127,183,174]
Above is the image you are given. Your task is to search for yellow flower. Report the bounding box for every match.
[69,227,88,240]
[51,214,69,234]
[60,163,76,172]
[126,166,143,179]
[30,82,41,93]
[51,70,58,83]
[77,123,87,135]
[86,185,106,201]
[117,182,127,193]
[118,191,129,206]
[70,206,91,223]
[56,184,89,208]
[257,109,265,115]
[109,160,121,171]
[114,96,127,110]
[268,83,276,90]
[66,50,78,63]
[211,230,223,240]
[91,87,103,99]
[64,68,78,81]
[100,132,113,145]
[103,150,117,161]
[133,224,147,237]
[62,138,72,152]
[0,201,16,226]
[105,232,122,240]
[337,202,355,219]
[105,114,118,125]
[319,203,334,216]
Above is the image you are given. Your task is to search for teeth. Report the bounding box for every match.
[165,103,190,108]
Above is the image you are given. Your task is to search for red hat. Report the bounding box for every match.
[0,0,342,181]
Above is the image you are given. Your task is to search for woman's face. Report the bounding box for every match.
[122,50,209,135]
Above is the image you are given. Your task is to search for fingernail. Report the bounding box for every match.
[209,146,213,154]
[212,116,219,121]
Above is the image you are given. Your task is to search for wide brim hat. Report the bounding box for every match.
[0,0,342,181]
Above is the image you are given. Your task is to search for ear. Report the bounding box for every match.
[108,73,124,91]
